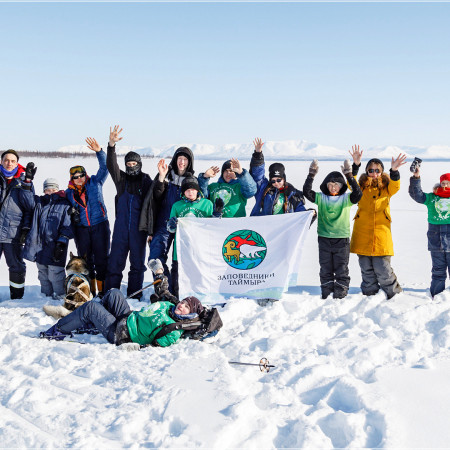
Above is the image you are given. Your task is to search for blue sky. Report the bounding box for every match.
[1,2,450,151]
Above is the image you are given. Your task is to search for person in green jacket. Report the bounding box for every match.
[40,270,204,349]
[198,158,257,217]
[303,158,362,299]
[409,163,450,297]
[166,174,214,297]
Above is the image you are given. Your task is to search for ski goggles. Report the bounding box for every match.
[70,165,86,177]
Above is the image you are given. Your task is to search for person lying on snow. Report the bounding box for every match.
[40,259,204,349]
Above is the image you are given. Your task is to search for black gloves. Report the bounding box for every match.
[213,198,224,218]
[25,162,37,181]
[53,242,66,263]
[19,228,30,245]
[68,206,81,225]
[167,217,178,233]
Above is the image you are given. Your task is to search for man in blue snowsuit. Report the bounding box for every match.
[0,150,36,299]
[66,138,110,296]
[23,178,74,299]
[139,147,194,289]
[104,126,152,299]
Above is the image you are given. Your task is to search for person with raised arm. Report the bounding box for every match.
[104,126,152,299]
[66,137,110,297]
[349,145,407,299]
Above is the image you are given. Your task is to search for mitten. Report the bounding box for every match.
[25,162,37,181]
[309,159,319,176]
[167,217,178,233]
[213,198,224,217]
[341,159,352,175]
[52,242,66,263]
[19,227,30,245]
[68,206,81,225]
[410,157,422,173]
[148,258,164,274]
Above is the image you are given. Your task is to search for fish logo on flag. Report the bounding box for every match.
[222,230,267,270]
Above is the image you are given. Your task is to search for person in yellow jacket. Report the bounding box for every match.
[349,146,407,299]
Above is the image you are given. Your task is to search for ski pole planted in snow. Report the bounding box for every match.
[125,279,162,301]
[228,357,275,373]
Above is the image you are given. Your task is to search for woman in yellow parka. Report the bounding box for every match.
[349,146,407,299]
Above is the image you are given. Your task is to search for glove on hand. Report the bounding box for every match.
[410,157,422,174]
[309,159,319,176]
[68,206,81,225]
[167,217,178,233]
[213,198,224,217]
[148,258,163,274]
[341,159,352,175]
[25,162,37,181]
[19,228,30,245]
[52,242,66,263]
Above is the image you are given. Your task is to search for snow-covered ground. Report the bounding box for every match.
[0,157,449,448]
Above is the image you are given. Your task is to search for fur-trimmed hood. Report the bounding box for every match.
[358,172,390,191]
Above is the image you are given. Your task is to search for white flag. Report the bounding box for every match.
[177,211,313,303]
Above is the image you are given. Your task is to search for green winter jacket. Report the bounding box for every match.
[127,301,183,347]
[170,196,214,260]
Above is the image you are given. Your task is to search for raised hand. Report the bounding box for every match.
[341,159,352,175]
[253,137,264,153]
[157,159,169,181]
[25,162,37,181]
[231,158,243,174]
[204,166,220,179]
[309,159,319,176]
[109,125,123,147]
[349,145,363,165]
[85,137,101,153]
[391,153,407,171]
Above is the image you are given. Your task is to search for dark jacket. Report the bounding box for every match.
[66,150,109,227]
[0,165,35,243]
[106,145,152,216]
[249,151,306,216]
[23,191,74,267]
[139,147,195,235]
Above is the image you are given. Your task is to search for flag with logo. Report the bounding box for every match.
[177,211,313,303]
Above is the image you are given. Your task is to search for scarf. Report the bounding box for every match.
[0,166,18,178]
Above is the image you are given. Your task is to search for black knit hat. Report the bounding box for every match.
[269,163,286,180]
[181,296,203,315]
[221,160,232,178]
[124,151,142,176]
[365,158,384,173]
[1,149,19,161]
[181,173,200,193]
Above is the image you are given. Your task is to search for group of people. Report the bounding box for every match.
[1,128,450,347]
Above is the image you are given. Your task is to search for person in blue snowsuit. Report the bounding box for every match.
[139,147,194,289]
[0,150,36,299]
[24,178,74,299]
[104,125,152,299]
[66,138,110,296]
[249,138,307,216]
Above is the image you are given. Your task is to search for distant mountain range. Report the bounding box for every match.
[52,141,450,161]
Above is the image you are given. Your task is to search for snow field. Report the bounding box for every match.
[0,158,449,447]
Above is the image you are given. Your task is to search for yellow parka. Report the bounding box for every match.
[350,172,400,256]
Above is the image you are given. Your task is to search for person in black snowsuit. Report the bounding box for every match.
[104,126,152,299]
[139,146,195,290]
[0,150,36,299]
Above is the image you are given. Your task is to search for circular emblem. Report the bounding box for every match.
[222,230,267,270]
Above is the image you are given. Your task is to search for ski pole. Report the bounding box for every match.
[125,279,162,301]
[229,357,275,373]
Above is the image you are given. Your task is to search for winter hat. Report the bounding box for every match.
[124,151,142,176]
[221,160,232,177]
[440,173,450,184]
[170,147,194,176]
[365,158,384,173]
[70,165,86,177]
[269,163,286,180]
[1,149,19,161]
[181,296,203,315]
[181,173,200,193]
[320,171,347,196]
[43,178,59,191]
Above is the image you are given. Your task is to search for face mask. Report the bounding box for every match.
[126,163,141,176]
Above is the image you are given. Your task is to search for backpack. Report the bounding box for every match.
[153,306,223,343]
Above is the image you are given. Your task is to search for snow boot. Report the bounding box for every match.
[10,272,25,299]
[40,324,73,341]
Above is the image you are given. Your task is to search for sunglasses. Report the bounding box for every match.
[270,178,283,184]
[368,169,381,174]
[72,174,86,180]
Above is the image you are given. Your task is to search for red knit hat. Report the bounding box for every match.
[440,173,450,183]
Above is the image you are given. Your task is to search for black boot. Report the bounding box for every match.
[10,272,25,299]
